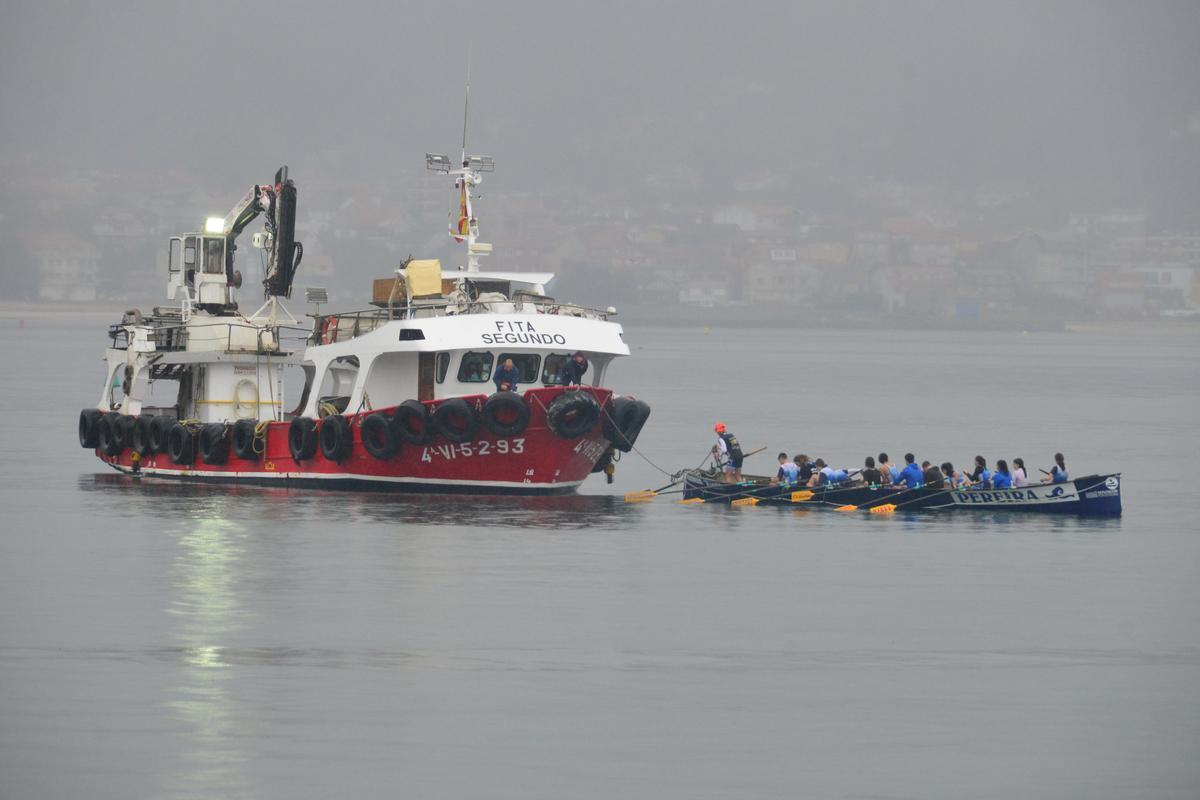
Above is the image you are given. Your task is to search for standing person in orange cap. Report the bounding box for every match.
[712,422,744,484]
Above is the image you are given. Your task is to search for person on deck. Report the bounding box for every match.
[493,358,520,393]
[921,460,945,489]
[1012,457,1030,486]
[861,456,883,485]
[794,454,814,485]
[557,352,589,386]
[774,452,800,484]
[713,423,743,483]
[992,459,1014,489]
[1042,452,1069,484]
[878,452,897,485]
[969,455,992,488]
[893,453,923,489]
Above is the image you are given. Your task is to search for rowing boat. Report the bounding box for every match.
[682,470,1123,517]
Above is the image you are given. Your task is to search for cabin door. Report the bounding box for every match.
[417,353,435,401]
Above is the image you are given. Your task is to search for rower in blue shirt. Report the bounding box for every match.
[893,453,923,489]
[774,452,800,484]
[992,459,1014,489]
[1042,452,1070,484]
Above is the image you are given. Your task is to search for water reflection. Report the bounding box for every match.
[162,513,254,799]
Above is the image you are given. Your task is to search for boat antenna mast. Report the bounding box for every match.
[426,53,494,273]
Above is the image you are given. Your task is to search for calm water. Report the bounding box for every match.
[2,319,1198,799]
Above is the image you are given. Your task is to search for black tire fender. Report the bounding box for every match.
[147,416,173,455]
[546,391,601,440]
[167,423,195,465]
[319,414,353,461]
[198,423,230,465]
[392,399,433,445]
[431,397,480,444]
[604,396,652,452]
[231,419,261,460]
[482,391,530,438]
[97,412,125,456]
[130,416,152,455]
[288,417,318,461]
[78,408,103,448]
[361,412,399,460]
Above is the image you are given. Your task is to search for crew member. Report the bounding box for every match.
[774,452,800,484]
[557,352,589,386]
[1042,452,1069,483]
[861,456,882,485]
[1012,457,1030,486]
[793,454,814,485]
[878,452,897,485]
[969,455,992,487]
[809,458,849,487]
[893,453,923,489]
[493,358,520,393]
[921,460,945,489]
[992,459,1014,489]
[713,423,743,483]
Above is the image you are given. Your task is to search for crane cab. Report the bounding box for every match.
[166,219,241,312]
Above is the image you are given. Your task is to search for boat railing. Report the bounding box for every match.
[107,318,308,355]
[309,298,615,344]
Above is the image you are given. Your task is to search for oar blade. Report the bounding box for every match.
[836,504,858,512]
[731,497,759,507]
[624,490,657,503]
[869,503,897,515]
[790,490,813,502]
[678,497,705,505]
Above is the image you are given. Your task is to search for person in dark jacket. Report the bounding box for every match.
[557,352,589,385]
[861,456,882,485]
[921,460,945,489]
[493,358,520,392]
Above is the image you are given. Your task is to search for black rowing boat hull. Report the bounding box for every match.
[682,472,1123,517]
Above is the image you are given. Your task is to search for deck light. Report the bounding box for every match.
[204,216,225,234]
[425,153,452,173]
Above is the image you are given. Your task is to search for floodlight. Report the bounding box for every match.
[305,287,328,303]
[467,155,495,172]
[425,153,452,172]
[204,216,225,233]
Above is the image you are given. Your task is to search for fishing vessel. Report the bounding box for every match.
[78,154,650,494]
[681,470,1123,516]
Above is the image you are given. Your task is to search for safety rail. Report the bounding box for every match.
[309,298,614,345]
[107,318,308,354]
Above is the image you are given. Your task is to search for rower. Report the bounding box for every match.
[793,454,814,484]
[1042,452,1069,483]
[774,452,800,485]
[969,455,992,488]
[921,460,945,489]
[808,458,849,487]
[992,459,1014,489]
[713,422,743,484]
[893,453,923,489]
[860,456,883,485]
[878,452,897,485]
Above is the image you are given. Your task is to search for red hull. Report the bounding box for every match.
[97,387,614,494]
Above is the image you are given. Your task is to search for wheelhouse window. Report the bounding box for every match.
[497,353,541,384]
[202,238,224,274]
[457,351,494,383]
[435,352,450,384]
[541,353,574,385]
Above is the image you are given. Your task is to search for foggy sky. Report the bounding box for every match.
[3,0,1200,207]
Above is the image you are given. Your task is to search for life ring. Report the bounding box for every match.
[431,397,480,444]
[78,408,104,449]
[482,391,530,438]
[96,412,124,456]
[361,412,399,460]
[234,379,259,419]
[319,414,353,461]
[232,419,262,460]
[288,417,318,461]
[199,423,230,465]
[147,416,174,455]
[603,396,652,453]
[168,423,195,465]
[545,391,601,440]
[320,316,338,345]
[392,399,433,445]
